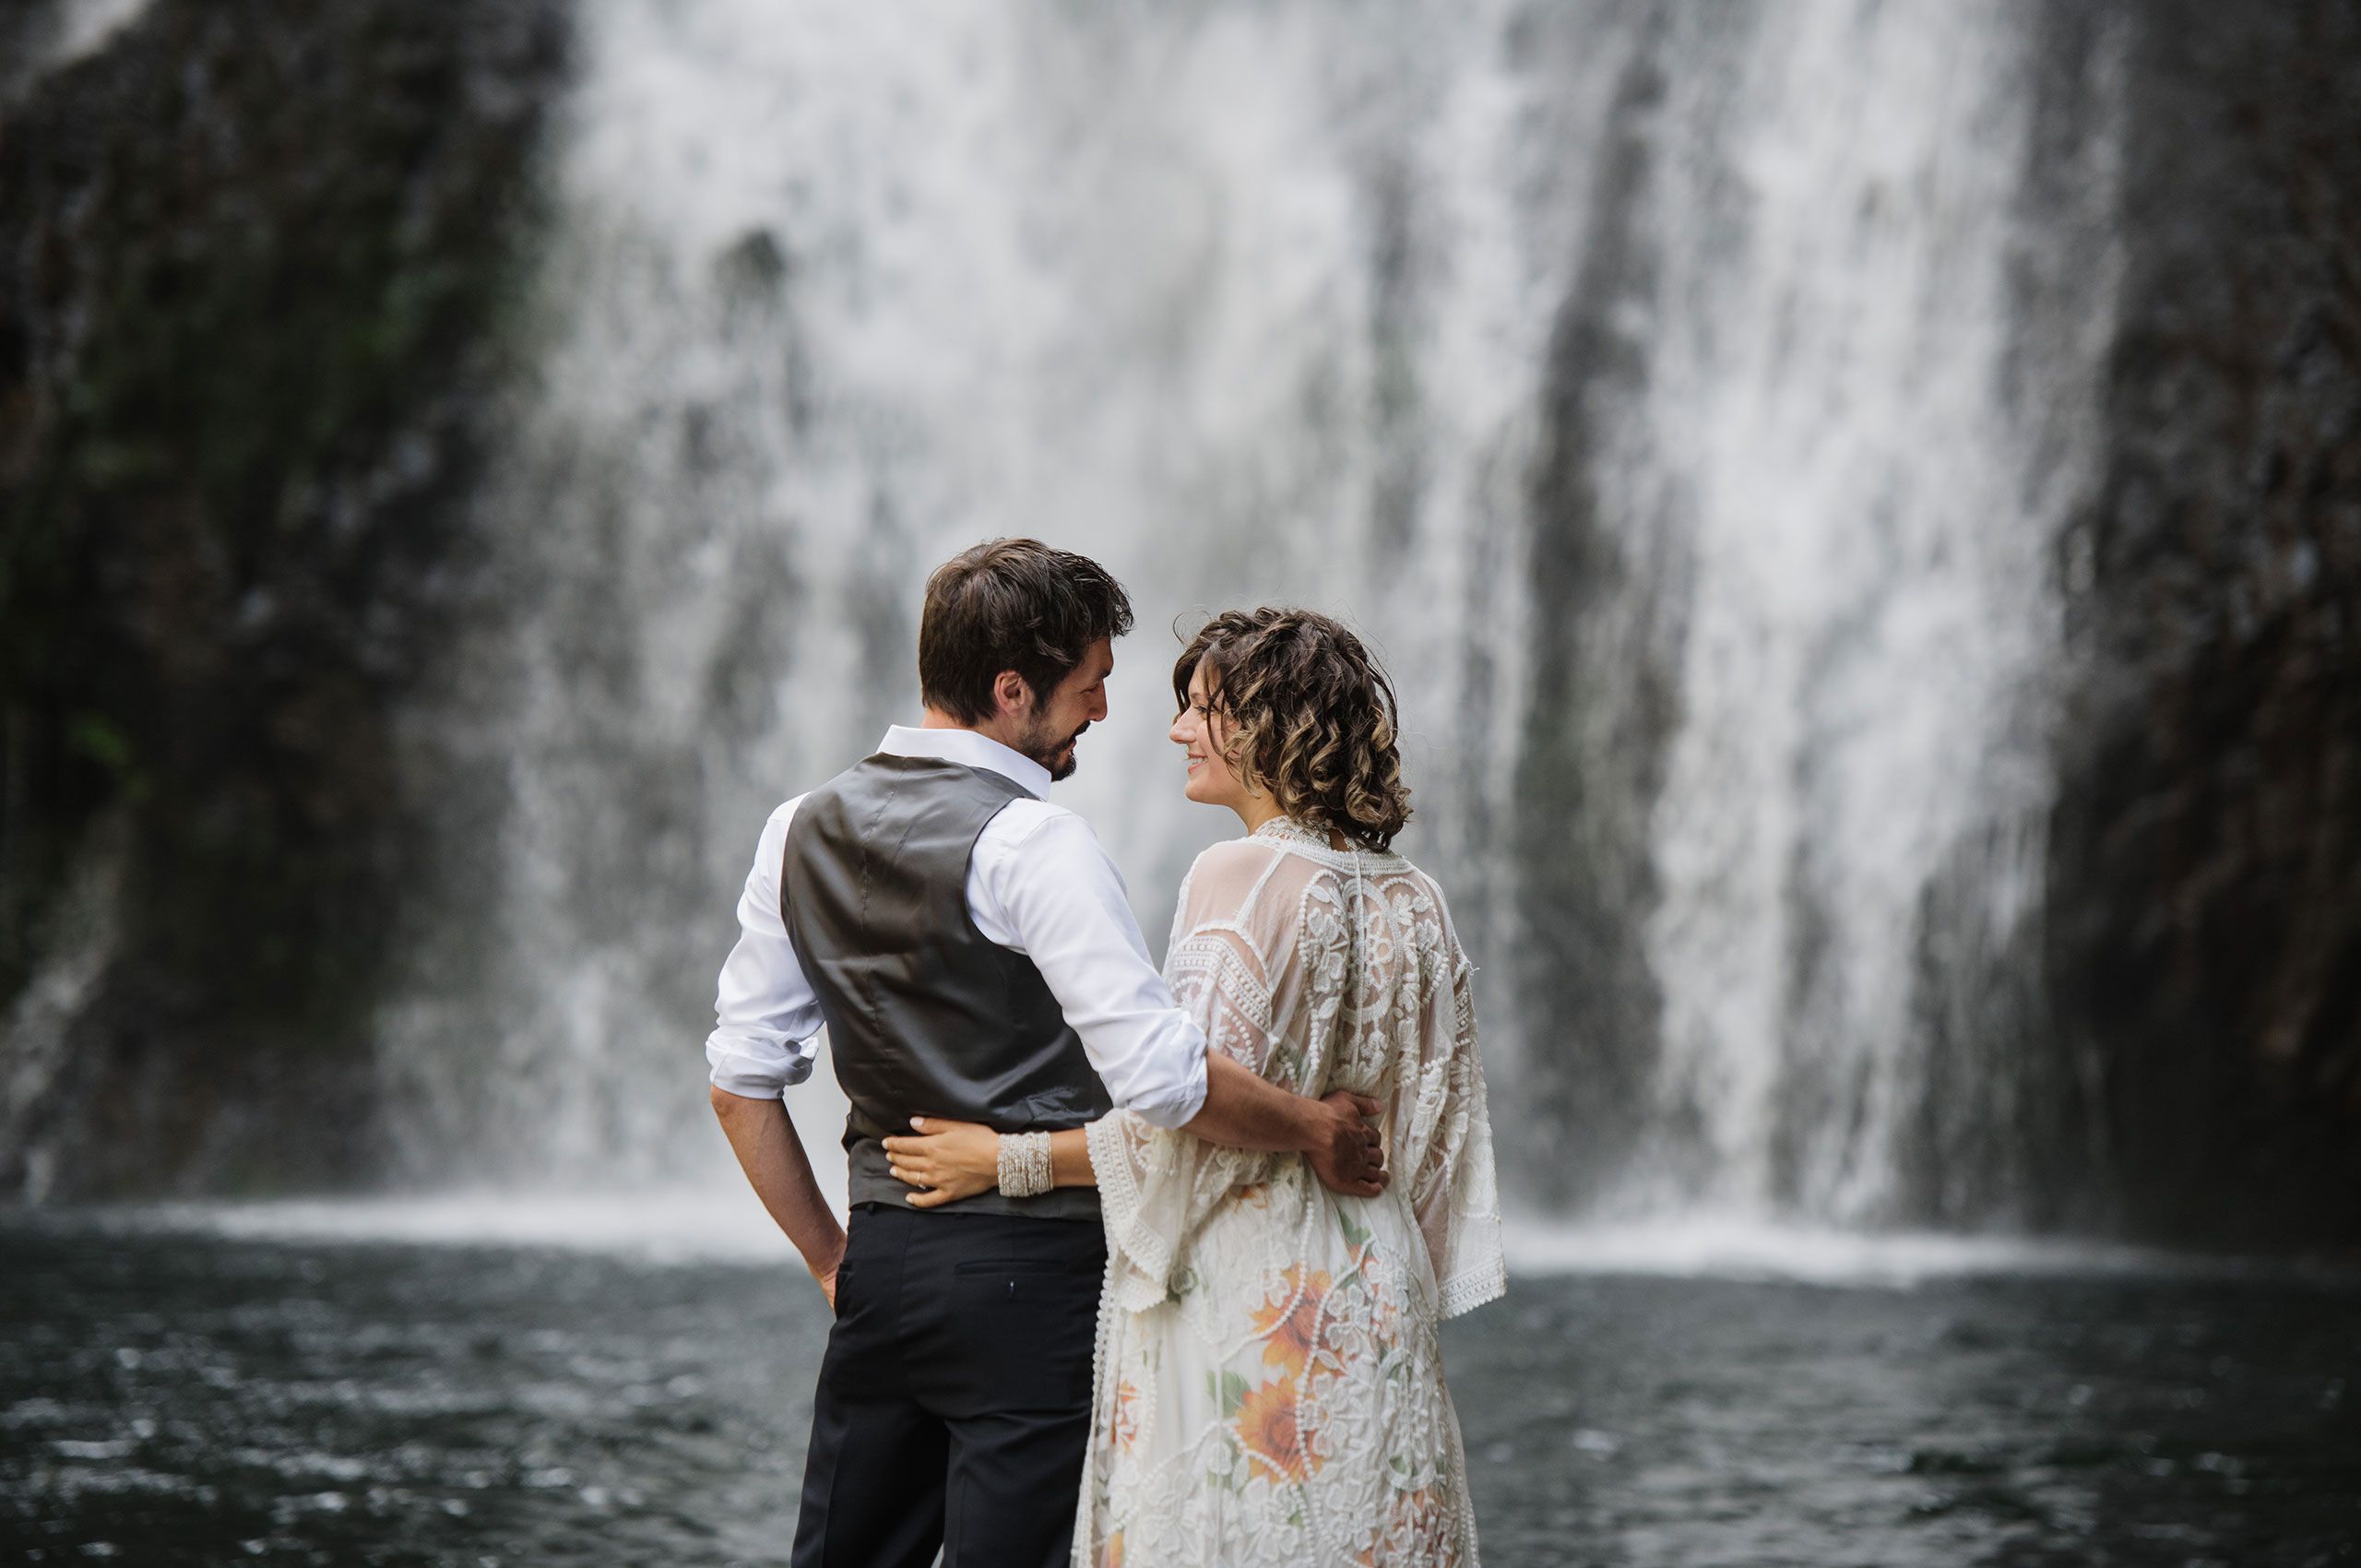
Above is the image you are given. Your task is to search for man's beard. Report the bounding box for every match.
[1018,717,1086,782]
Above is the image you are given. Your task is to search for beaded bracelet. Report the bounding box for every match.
[997,1130,1054,1198]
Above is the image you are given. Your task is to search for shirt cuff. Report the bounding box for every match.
[705,1036,813,1099]
[1120,1044,1209,1130]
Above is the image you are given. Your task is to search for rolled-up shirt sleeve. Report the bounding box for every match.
[705,799,827,1099]
[977,805,1210,1129]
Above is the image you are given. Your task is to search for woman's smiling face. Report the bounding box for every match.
[1170,659,1251,812]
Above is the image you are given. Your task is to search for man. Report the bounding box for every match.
[706,538,1387,1568]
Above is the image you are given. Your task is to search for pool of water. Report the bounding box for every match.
[2,1213,2355,1566]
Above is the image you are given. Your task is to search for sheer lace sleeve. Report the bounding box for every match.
[1088,839,1311,1312]
[1400,884,1505,1319]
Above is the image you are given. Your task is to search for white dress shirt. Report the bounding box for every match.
[704,725,1212,1129]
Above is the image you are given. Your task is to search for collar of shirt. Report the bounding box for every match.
[878,724,1052,801]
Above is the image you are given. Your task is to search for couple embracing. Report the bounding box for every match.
[706,539,1504,1567]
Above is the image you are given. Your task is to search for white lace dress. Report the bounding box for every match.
[1078,817,1506,1567]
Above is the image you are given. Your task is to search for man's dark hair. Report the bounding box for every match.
[919,539,1136,722]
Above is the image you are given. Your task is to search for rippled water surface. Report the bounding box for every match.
[3,1217,2355,1567]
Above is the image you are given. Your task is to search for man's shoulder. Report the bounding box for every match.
[970,797,1122,909]
[742,793,808,862]
[984,794,1090,849]
[775,750,921,827]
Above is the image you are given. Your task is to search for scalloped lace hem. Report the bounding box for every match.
[1437,1257,1508,1320]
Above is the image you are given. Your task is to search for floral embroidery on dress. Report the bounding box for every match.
[1232,1379,1313,1484]
[1249,1264,1332,1378]
[1109,1379,1143,1454]
[1074,824,1505,1566]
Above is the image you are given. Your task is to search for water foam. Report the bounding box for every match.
[73,1198,2337,1290]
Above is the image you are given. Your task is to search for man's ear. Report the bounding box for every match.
[991,669,1033,720]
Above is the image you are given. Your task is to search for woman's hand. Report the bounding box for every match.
[882,1117,1001,1208]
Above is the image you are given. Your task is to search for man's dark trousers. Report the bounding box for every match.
[791,1204,1107,1568]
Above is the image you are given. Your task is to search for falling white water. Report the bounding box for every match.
[48,0,148,59]
[2,0,154,100]
[379,0,1572,1193]
[378,1,2125,1237]
[1630,6,2124,1223]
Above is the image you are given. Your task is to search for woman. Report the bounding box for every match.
[886,607,1505,1567]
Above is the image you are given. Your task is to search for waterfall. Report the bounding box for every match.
[1625,6,2125,1225]
[382,0,2126,1231]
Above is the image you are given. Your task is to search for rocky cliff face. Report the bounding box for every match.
[2045,0,2361,1245]
[0,0,568,1197]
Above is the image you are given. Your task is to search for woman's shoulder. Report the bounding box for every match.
[1364,849,1467,952]
[1177,834,1294,920]
[1382,848,1449,901]
[1181,821,1461,906]
[1188,833,1286,880]
[1185,826,1405,930]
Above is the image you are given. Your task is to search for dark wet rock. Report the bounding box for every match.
[0,0,570,1198]
[2046,0,2361,1246]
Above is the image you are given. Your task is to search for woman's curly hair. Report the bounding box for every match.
[1172,607,1413,850]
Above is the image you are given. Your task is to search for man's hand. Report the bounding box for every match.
[1304,1091,1388,1198]
[1184,1054,1390,1197]
[814,1251,843,1313]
